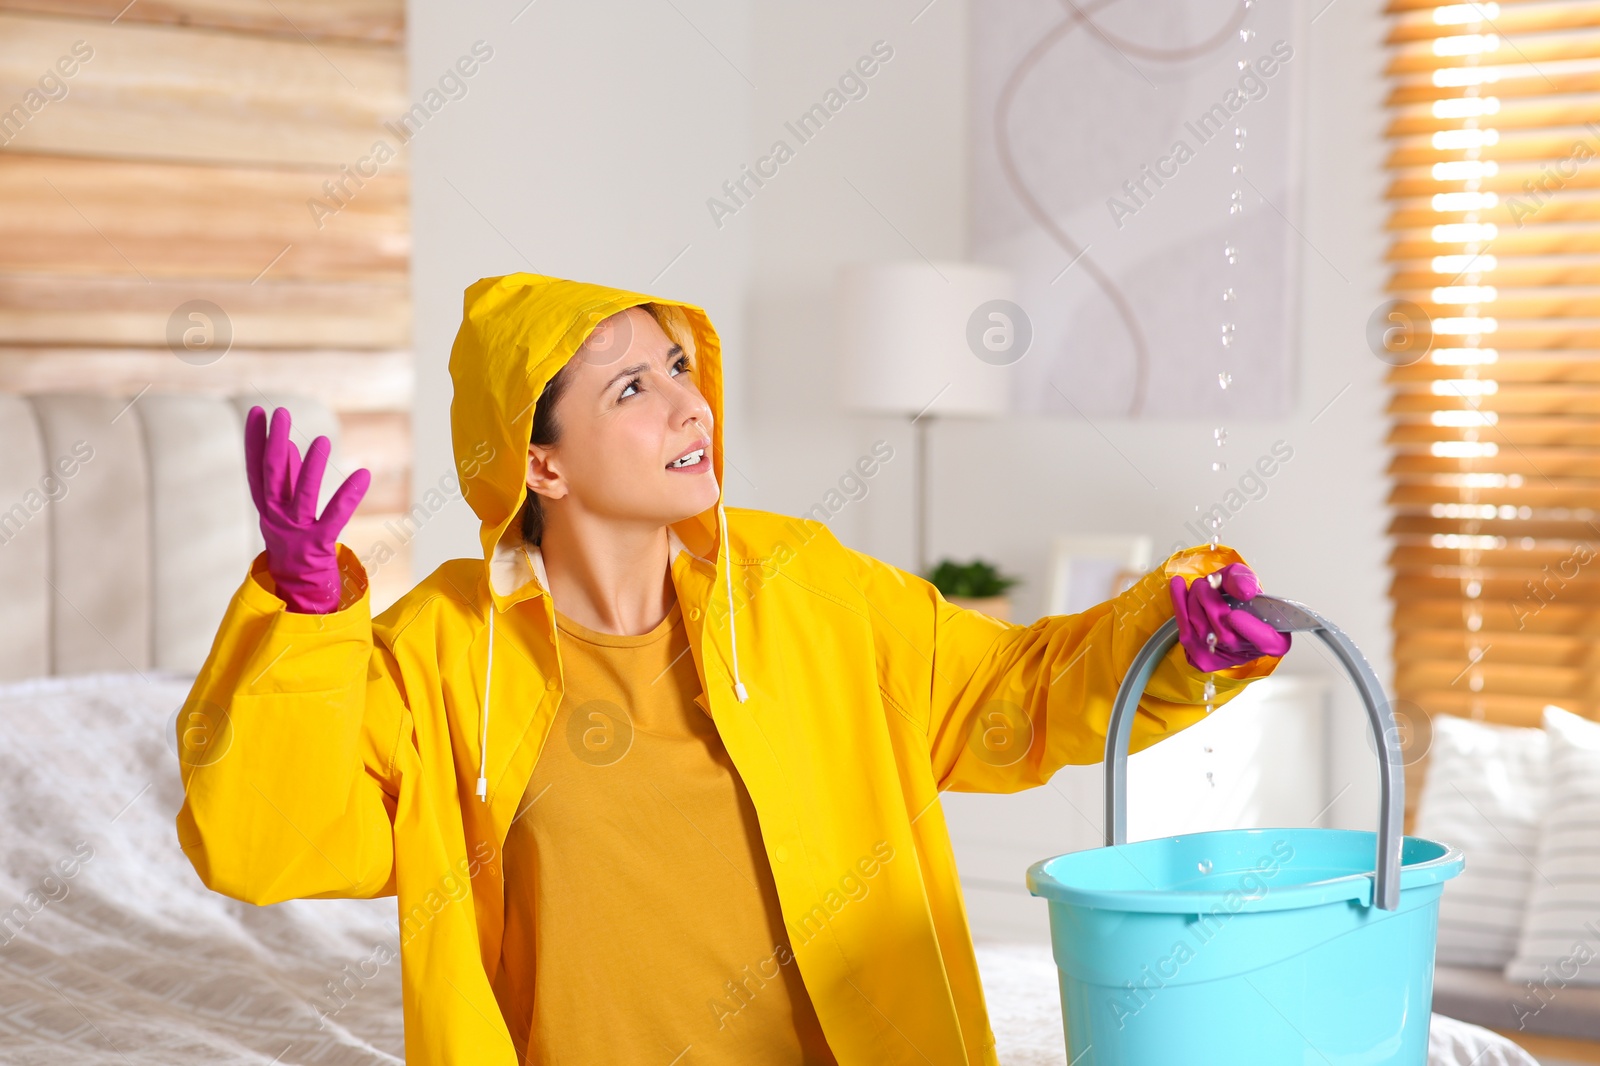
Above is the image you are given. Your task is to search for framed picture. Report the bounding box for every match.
[1045,535,1153,615]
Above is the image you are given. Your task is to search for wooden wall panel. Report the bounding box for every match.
[0,0,404,45]
[0,349,412,410]
[0,13,407,166]
[0,275,409,347]
[337,409,411,513]
[0,155,408,281]
[1,0,413,614]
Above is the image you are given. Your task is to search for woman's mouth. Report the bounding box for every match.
[666,442,710,473]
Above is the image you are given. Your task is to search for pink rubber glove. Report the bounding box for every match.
[1167,562,1292,673]
[245,406,370,614]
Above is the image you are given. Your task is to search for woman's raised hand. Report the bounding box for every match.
[1167,562,1292,672]
[244,405,371,614]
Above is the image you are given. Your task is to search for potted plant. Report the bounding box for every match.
[923,557,1021,622]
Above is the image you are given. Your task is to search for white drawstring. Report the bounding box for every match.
[720,502,748,703]
[476,606,494,801]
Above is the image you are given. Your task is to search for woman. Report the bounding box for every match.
[175,272,1290,1066]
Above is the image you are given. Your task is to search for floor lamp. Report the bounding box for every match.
[835,260,1014,575]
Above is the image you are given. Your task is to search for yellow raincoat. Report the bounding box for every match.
[175,272,1283,1065]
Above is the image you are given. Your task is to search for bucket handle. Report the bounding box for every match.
[1102,595,1405,911]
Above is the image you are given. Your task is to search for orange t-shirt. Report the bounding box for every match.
[493,600,837,1065]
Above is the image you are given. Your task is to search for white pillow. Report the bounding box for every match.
[1428,1012,1539,1066]
[1412,713,1549,969]
[1505,706,1600,986]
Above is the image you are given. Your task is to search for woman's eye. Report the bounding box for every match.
[671,356,691,377]
[620,377,640,399]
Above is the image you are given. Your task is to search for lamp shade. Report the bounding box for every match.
[835,260,1016,417]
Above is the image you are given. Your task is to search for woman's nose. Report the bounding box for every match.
[672,382,713,430]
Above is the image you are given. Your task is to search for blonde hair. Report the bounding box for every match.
[643,301,697,360]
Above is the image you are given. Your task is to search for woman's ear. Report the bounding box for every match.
[526,444,568,501]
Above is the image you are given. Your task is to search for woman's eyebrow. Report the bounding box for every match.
[604,362,649,388]
[603,345,684,390]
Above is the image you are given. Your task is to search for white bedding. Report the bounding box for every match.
[0,672,401,1065]
[0,673,1542,1065]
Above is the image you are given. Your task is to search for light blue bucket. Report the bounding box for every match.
[1026,596,1464,1065]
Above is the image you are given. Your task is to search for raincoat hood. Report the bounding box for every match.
[447,273,748,800]
[448,272,729,613]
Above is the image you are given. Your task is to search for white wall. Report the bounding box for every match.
[407,0,754,581]
[409,0,1395,935]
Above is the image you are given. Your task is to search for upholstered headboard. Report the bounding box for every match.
[0,392,343,682]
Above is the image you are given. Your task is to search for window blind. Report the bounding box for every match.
[1386,0,1600,725]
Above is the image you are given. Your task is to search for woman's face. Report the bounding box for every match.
[526,306,720,530]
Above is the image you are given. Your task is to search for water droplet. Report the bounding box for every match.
[1206,632,1218,650]
[1239,27,1255,42]
[1236,59,1248,71]
[1204,676,1217,701]
[1218,372,1233,389]
[1198,859,1214,874]
[1211,460,1227,471]
[1221,288,1236,303]
[1213,426,1228,445]
[1229,189,1245,215]
[1223,244,1239,265]
[1205,770,1215,787]
[1232,162,1244,175]
[1206,573,1223,589]
[1220,322,1236,347]
[1203,745,1213,753]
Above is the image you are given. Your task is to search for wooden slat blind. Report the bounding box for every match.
[1386,0,1600,726]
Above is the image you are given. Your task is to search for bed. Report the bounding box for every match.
[0,391,1549,1064]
